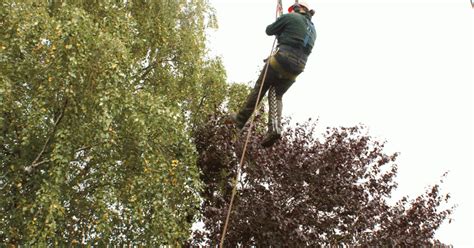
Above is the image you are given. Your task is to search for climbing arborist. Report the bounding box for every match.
[230,1,317,147]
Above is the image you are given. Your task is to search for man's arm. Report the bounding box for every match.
[265,14,290,36]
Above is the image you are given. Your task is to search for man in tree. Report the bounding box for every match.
[230,1,317,147]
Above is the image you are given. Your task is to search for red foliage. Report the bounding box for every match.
[190,113,452,246]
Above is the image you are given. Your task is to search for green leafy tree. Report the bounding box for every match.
[1,0,227,245]
[191,114,453,246]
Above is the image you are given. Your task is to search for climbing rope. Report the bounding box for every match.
[218,1,284,247]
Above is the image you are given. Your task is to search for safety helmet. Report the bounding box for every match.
[288,1,311,13]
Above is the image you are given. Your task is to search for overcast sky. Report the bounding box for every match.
[208,0,473,246]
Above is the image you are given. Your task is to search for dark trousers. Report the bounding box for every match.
[235,60,295,131]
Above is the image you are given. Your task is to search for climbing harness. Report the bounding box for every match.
[218,1,284,247]
[268,56,297,81]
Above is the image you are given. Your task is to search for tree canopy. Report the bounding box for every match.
[1,0,230,245]
[191,114,453,246]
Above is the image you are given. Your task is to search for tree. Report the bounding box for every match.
[191,113,453,246]
[0,0,227,245]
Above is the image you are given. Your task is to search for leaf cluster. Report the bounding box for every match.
[191,113,453,246]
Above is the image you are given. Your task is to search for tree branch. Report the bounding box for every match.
[25,99,68,173]
[139,61,158,81]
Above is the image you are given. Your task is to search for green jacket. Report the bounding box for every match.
[266,12,316,55]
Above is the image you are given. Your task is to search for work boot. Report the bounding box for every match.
[225,113,245,131]
[262,118,282,147]
[261,129,281,148]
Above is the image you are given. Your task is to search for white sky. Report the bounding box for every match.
[208,0,473,246]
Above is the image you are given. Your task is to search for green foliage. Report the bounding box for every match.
[0,0,227,245]
[225,82,251,114]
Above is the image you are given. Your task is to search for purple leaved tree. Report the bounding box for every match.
[190,112,452,247]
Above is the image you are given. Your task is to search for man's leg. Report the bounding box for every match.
[268,86,282,135]
[234,63,276,129]
[261,87,283,147]
[261,77,294,147]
